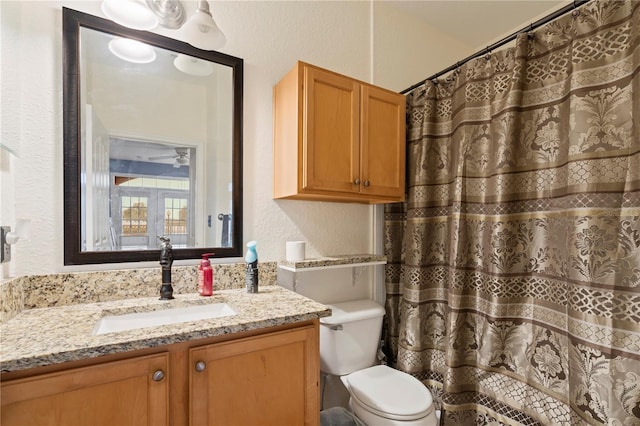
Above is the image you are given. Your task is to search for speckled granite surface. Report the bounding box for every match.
[0,277,24,324]
[0,285,330,373]
[0,262,277,323]
[0,255,378,372]
[279,254,386,270]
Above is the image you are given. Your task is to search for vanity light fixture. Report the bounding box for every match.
[181,0,226,50]
[174,53,214,76]
[101,0,158,31]
[108,37,157,63]
[146,0,186,29]
[100,0,225,51]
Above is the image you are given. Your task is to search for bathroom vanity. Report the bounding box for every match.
[0,286,329,426]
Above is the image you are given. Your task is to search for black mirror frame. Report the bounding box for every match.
[63,7,243,265]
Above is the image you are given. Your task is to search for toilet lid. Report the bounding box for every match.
[344,365,433,421]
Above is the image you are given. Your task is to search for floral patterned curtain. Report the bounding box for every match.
[384,1,640,424]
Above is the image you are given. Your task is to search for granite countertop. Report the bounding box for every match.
[278,254,387,271]
[0,286,331,373]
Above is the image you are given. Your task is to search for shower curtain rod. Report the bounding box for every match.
[400,0,592,95]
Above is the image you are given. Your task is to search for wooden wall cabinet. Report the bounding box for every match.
[273,61,406,204]
[1,321,320,426]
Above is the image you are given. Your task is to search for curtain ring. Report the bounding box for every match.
[449,61,462,80]
[527,23,535,40]
[485,47,491,60]
[572,0,580,17]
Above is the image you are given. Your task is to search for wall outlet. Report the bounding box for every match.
[1,226,11,263]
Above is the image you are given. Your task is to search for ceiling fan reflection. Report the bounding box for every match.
[148,148,190,168]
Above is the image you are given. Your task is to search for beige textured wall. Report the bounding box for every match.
[0,0,471,278]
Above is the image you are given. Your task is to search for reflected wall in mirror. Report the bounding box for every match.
[63,8,243,264]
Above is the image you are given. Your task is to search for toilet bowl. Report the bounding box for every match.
[320,299,437,426]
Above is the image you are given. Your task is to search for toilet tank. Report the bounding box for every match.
[319,299,385,376]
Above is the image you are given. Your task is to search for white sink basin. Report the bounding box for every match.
[94,303,237,335]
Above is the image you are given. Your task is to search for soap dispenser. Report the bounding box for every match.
[245,241,258,293]
[198,253,214,296]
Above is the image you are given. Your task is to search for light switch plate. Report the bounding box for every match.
[1,226,11,263]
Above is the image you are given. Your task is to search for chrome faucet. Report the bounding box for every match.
[158,236,174,300]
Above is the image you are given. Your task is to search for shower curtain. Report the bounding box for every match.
[384,1,640,425]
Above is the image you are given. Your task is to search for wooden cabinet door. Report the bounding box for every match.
[190,324,320,426]
[1,353,169,426]
[274,61,406,203]
[303,65,360,194]
[360,85,406,198]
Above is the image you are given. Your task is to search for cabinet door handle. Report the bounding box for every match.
[354,179,361,185]
[195,361,206,372]
[363,180,370,187]
[153,370,165,381]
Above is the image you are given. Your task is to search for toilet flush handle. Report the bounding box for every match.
[330,324,343,331]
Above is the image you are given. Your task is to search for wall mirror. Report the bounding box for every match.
[63,8,243,265]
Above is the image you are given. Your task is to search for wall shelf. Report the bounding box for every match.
[278,254,386,272]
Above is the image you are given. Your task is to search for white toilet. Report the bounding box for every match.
[320,299,438,426]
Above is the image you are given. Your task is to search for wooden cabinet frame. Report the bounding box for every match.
[274,61,405,204]
[1,320,320,426]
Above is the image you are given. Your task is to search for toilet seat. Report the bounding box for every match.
[342,365,434,421]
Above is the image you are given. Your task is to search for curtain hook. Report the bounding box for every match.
[572,0,580,17]
[485,47,491,60]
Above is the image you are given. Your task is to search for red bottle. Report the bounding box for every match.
[198,254,214,296]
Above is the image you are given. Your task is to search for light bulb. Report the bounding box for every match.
[108,38,157,64]
[182,1,226,50]
[174,54,213,76]
[101,0,158,30]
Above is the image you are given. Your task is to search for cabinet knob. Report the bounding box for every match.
[363,180,370,187]
[152,370,165,381]
[354,179,361,185]
[195,361,206,372]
